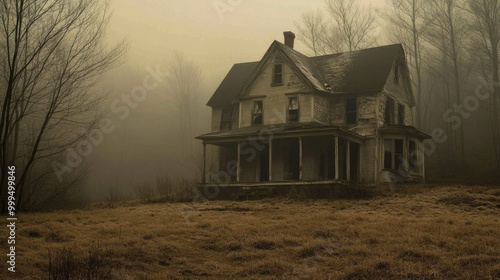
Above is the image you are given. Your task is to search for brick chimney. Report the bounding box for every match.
[283,31,295,49]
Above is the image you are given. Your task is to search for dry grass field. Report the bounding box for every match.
[2,185,500,279]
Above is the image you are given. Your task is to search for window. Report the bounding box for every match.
[398,104,405,125]
[272,64,283,85]
[346,98,357,125]
[409,140,417,171]
[287,97,299,123]
[252,101,263,125]
[220,107,232,131]
[385,97,395,124]
[384,138,404,170]
[384,139,393,169]
[394,64,399,84]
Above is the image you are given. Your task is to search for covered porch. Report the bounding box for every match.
[196,124,364,186]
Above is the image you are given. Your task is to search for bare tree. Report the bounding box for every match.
[324,0,377,53]
[465,0,500,169]
[424,0,471,162]
[166,51,202,156]
[0,0,126,211]
[384,0,429,130]
[294,9,329,56]
[295,0,377,55]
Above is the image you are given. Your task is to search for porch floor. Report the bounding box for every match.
[199,180,349,188]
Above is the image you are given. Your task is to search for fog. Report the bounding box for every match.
[61,0,498,202]
[86,0,391,200]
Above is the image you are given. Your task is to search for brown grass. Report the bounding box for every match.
[2,185,500,279]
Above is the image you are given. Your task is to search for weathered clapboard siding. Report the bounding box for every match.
[239,53,312,128]
[211,108,222,132]
[299,94,313,123]
[313,94,330,124]
[350,94,378,136]
[381,57,414,126]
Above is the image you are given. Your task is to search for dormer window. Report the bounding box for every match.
[272,64,283,85]
[345,98,357,125]
[287,97,299,123]
[252,101,263,125]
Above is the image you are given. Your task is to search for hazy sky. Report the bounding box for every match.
[107,0,387,90]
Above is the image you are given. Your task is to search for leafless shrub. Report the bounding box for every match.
[134,175,194,203]
[47,243,111,280]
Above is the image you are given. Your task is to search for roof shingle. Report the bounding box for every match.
[207,43,404,107]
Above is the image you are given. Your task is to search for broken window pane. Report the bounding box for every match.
[252,101,263,125]
[287,97,298,122]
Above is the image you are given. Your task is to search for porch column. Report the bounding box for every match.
[346,141,350,181]
[237,142,241,182]
[268,139,273,181]
[334,136,339,180]
[202,143,207,183]
[299,137,303,180]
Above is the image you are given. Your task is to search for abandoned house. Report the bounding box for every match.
[196,31,431,188]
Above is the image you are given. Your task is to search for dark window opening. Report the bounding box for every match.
[394,64,399,84]
[287,97,299,122]
[409,140,417,171]
[394,139,404,170]
[252,101,263,125]
[384,139,393,169]
[385,97,395,125]
[398,104,405,125]
[220,107,232,131]
[338,138,347,180]
[346,98,357,125]
[273,64,283,85]
[218,145,237,182]
[350,142,360,180]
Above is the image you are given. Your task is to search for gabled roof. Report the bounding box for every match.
[207,62,258,107]
[207,42,407,107]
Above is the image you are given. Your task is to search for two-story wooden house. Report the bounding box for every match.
[196,31,430,188]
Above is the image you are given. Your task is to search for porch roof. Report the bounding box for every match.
[379,125,432,139]
[196,122,365,144]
